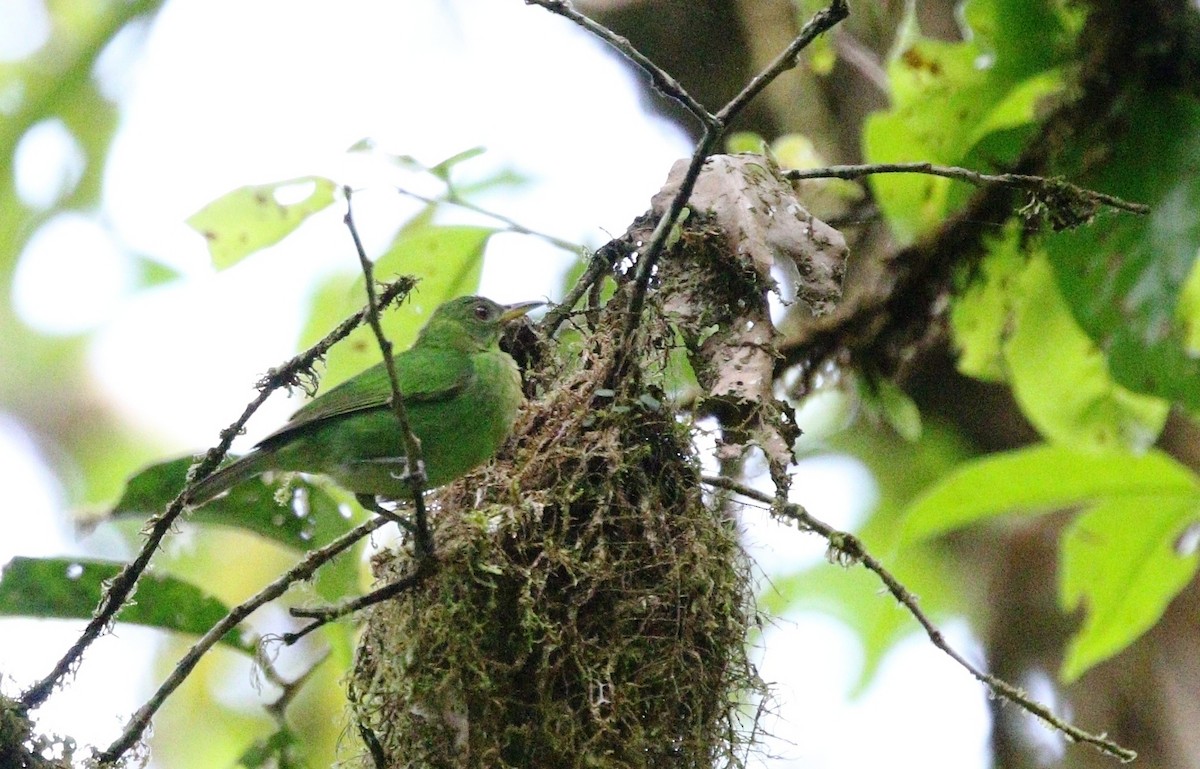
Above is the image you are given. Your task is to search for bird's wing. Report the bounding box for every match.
[258,347,473,446]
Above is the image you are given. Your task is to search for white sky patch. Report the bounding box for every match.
[13,118,85,209]
[12,212,134,335]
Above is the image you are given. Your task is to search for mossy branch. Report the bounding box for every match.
[18,276,415,715]
[344,186,433,555]
[96,517,389,765]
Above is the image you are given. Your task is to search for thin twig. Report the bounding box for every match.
[284,558,435,643]
[785,162,1150,215]
[544,247,619,333]
[700,474,1138,764]
[344,187,433,555]
[18,276,416,713]
[715,0,850,126]
[624,1,849,340]
[96,516,389,765]
[527,0,850,351]
[531,0,848,354]
[523,0,711,126]
[395,185,585,254]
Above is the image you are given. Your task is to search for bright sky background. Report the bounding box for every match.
[2,0,995,766]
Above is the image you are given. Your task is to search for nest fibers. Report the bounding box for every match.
[348,295,762,769]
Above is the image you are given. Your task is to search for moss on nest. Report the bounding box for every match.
[348,297,761,768]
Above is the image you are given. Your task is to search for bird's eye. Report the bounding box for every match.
[474,303,491,320]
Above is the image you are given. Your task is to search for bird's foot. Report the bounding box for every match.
[356,456,428,487]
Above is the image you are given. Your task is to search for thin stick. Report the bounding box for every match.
[785,162,1150,215]
[394,185,585,254]
[716,1,850,125]
[343,187,433,555]
[541,246,615,336]
[19,277,415,713]
[284,559,434,644]
[626,1,849,340]
[528,0,850,348]
[96,516,389,764]
[523,0,712,126]
[700,474,1138,764]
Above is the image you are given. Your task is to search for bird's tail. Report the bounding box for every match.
[188,451,270,506]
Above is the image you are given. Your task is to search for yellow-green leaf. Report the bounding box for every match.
[187,176,337,269]
[1060,496,1200,681]
[904,445,1199,542]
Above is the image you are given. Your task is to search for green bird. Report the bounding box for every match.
[189,296,541,507]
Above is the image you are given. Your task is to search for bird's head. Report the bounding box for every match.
[417,296,543,352]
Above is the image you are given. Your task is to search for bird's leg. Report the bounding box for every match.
[353,457,433,556]
[355,493,417,535]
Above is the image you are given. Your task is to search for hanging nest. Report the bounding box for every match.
[348,290,762,769]
[348,153,845,768]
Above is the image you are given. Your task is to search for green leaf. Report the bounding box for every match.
[1045,93,1200,416]
[428,146,487,182]
[238,727,301,769]
[104,456,356,552]
[187,176,337,269]
[875,380,922,442]
[726,131,765,155]
[863,0,1070,241]
[904,445,1200,542]
[950,229,1025,382]
[1005,253,1169,452]
[303,211,491,389]
[953,228,1168,450]
[1178,255,1200,355]
[0,556,253,653]
[1059,495,1200,681]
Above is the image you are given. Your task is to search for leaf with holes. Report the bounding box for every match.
[188,176,337,269]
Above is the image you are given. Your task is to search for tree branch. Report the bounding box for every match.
[284,557,436,643]
[785,162,1150,216]
[95,517,389,765]
[344,187,433,555]
[700,474,1138,764]
[523,0,712,125]
[18,275,415,713]
[528,0,850,362]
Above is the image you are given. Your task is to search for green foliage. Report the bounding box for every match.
[186,177,338,269]
[106,456,355,553]
[238,728,302,769]
[1044,93,1200,415]
[864,0,1074,241]
[103,456,363,602]
[953,226,1169,452]
[867,0,1198,687]
[904,445,1200,677]
[1060,496,1200,681]
[856,377,922,443]
[0,556,252,653]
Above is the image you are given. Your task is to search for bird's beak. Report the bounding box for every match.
[499,300,544,323]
